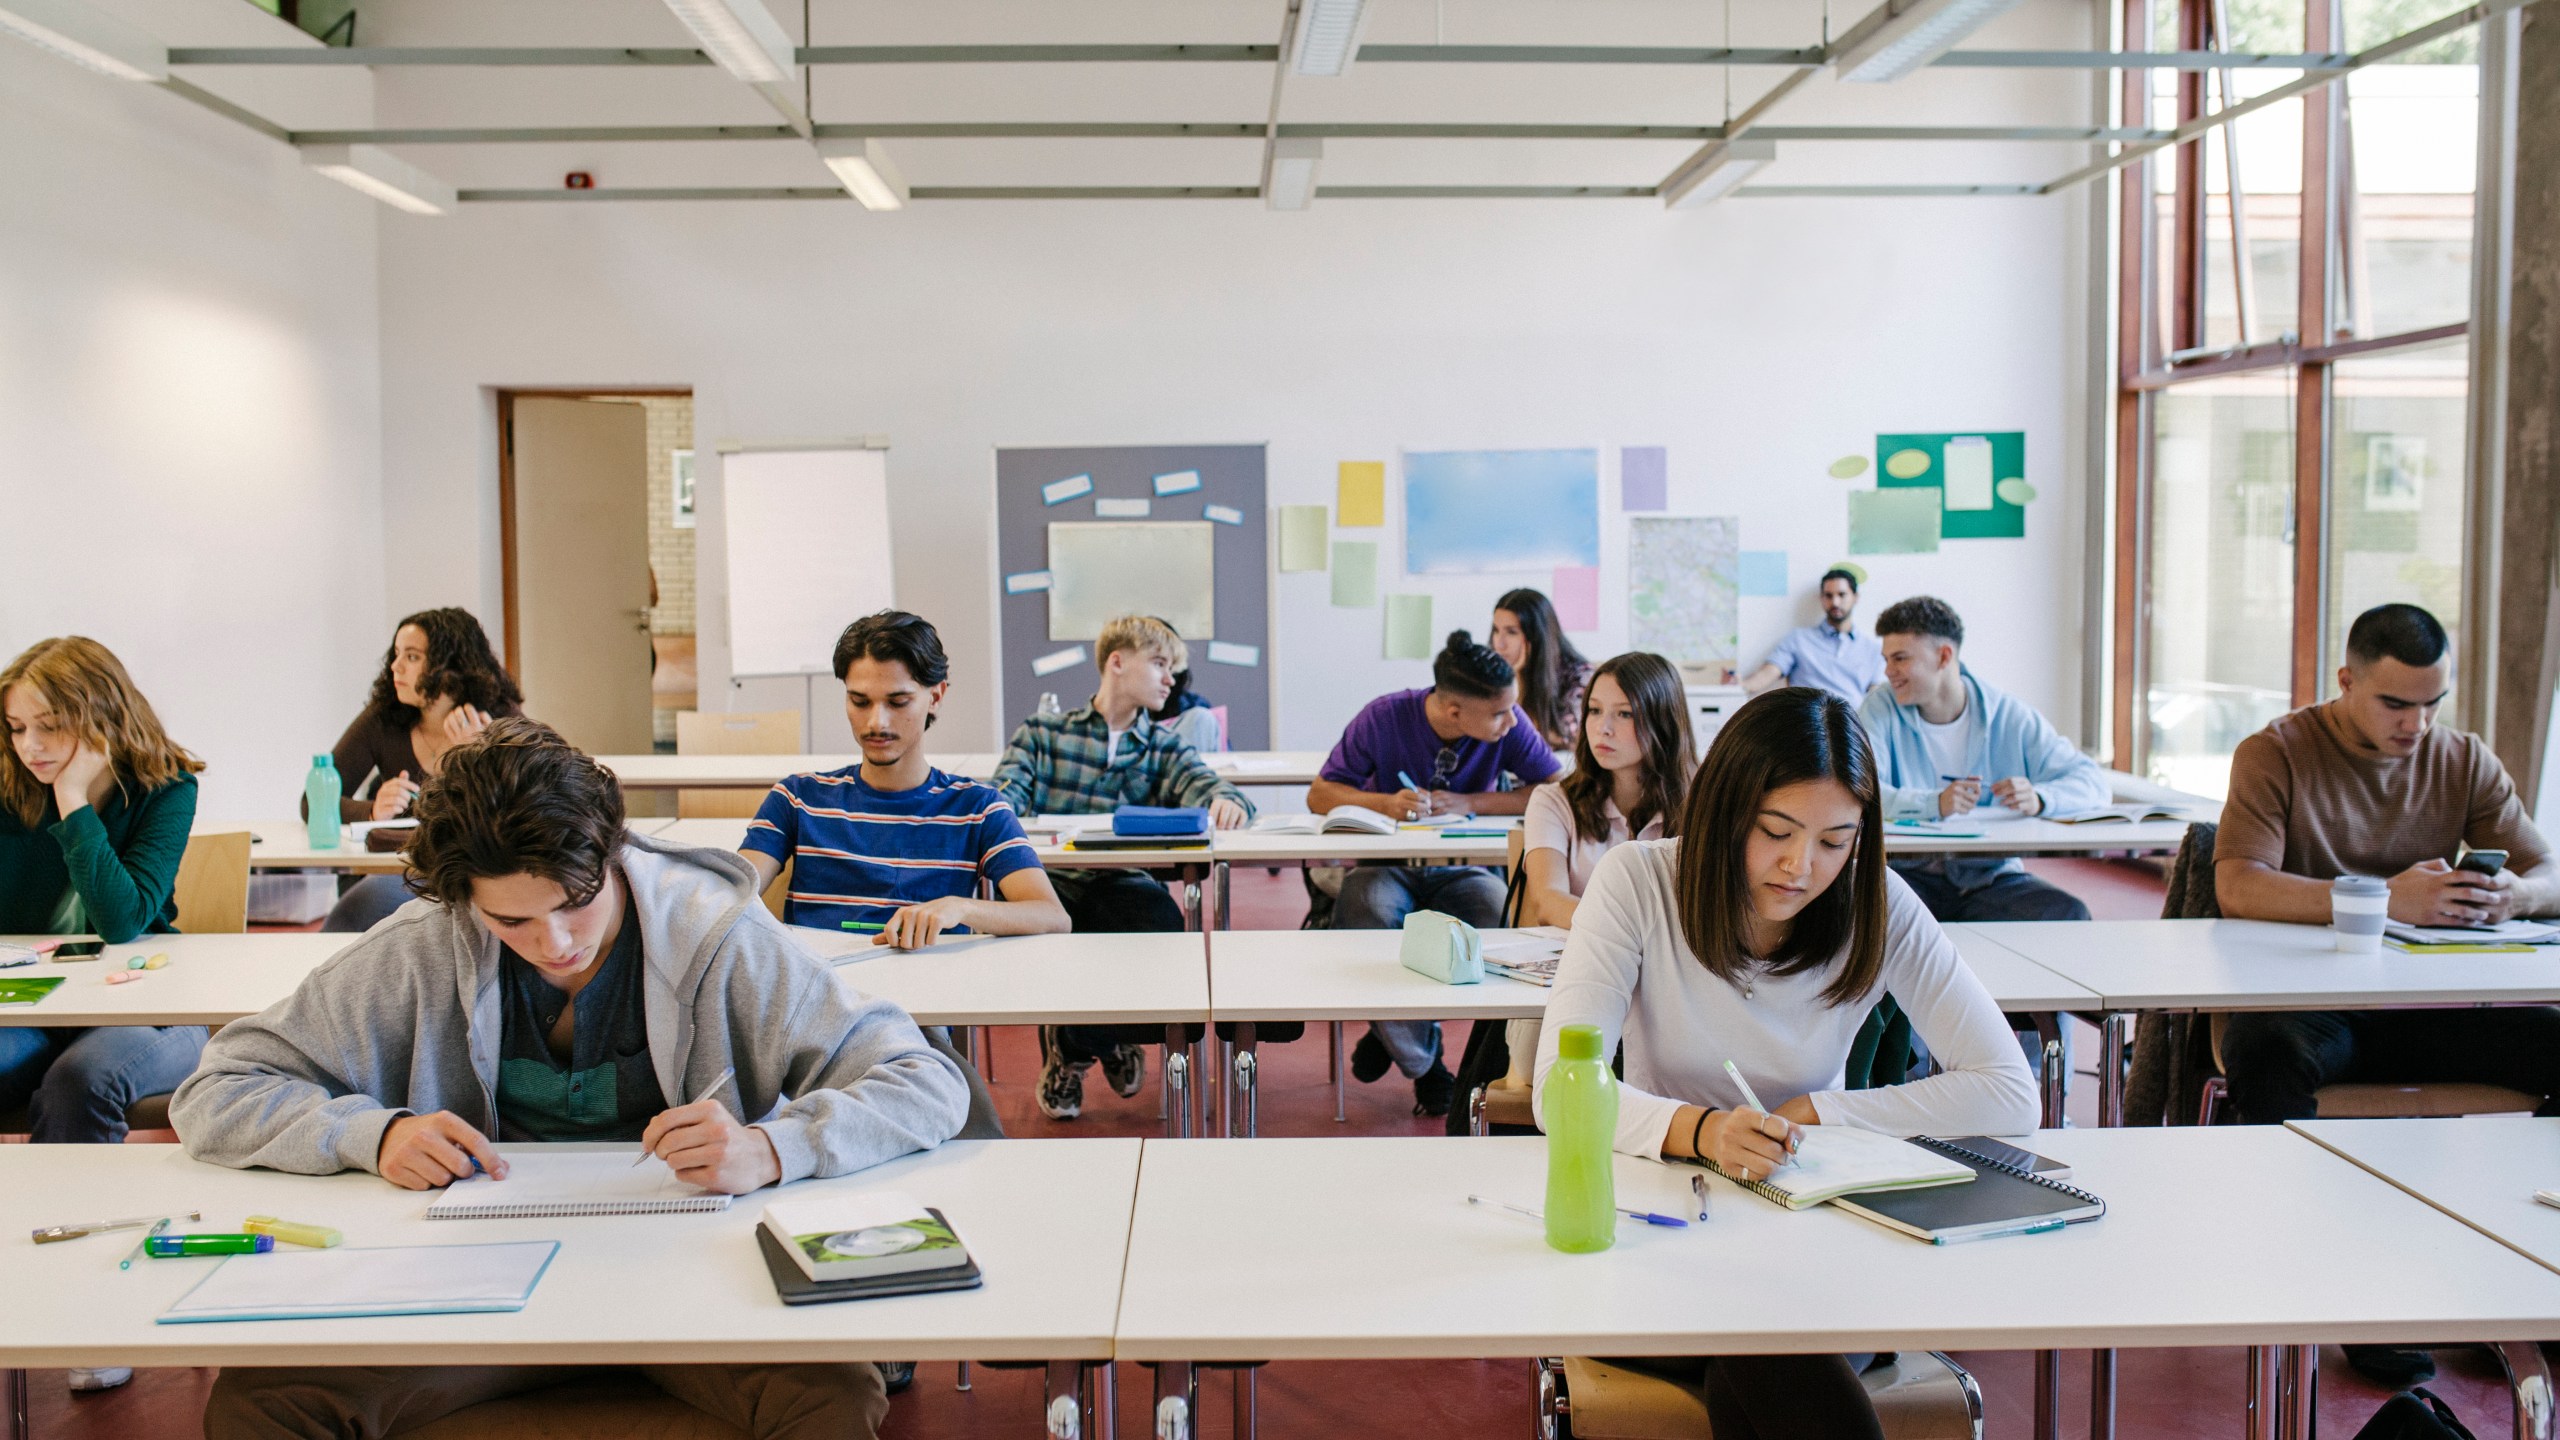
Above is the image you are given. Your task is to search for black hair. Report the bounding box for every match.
[1495,588,1591,746]
[1873,595,1965,648]
[362,608,523,729]
[1431,630,1514,701]
[2344,603,2450,669]
[832,610,950,686]
[1819,568,1861,594]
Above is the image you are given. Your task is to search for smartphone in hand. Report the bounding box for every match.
[2456,846,2509,877]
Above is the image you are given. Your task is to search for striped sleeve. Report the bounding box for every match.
[740,780,798,862]
[975,794,1044,883]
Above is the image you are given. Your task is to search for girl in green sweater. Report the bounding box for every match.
[0,636,207,1138]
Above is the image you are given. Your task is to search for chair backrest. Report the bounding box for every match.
[1501,829,1528,926]
[676,709,802,819]
[172,831,252,934]
[2161,821,2222,920]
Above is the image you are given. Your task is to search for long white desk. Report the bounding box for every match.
[204,818,407,873]
[594,750,1332,791]
[1883,811,2198,857]
[0,934,345,1028]
[2290,1116,2560,1276]
[653,816,1220,875]
[1114,1128,2560,1358]
[1969,918,2560,1012]
[0,1138,1138,1369]
[798,928,1209,1030]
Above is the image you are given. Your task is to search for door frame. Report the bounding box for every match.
[494,387,692,673]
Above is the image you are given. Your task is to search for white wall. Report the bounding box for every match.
[0,34,387,819]
[379,189,2084,752]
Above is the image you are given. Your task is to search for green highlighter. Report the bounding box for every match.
[146,1234,274,1258]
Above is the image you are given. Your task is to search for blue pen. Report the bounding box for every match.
[1932,1218,2067,1246]
[1397,770,1420,792]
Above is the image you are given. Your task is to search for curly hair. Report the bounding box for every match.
[363,609,523,729]
[406,717,625,909]
[0,637,204,827]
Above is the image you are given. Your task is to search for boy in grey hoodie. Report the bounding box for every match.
[172,718,972,1440]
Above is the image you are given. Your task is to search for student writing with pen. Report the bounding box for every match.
[1535,688,2035,1440]
[736,610,1068,950]
[174,718,972,1439]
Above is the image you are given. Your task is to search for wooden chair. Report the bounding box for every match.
[2198,1014,2541,1123]
[675,709,802,819]
[1539,1353,1983,1440]
[1468,831,1539,1134]
[172,830,252,935]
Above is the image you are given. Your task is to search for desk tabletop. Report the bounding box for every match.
[594,751,1331,790]
[204,819,407,873]
[795,928,1211,1027]
[1882,812,2198,857]
[1112,1128,2560,1362]
[0,1138,1139,1369]
[1212,827,1515,866]
[1972,918,2560,1011]
[650,817,1215,872]
[1207,929,1553,1022]
[2290,1116,2560,1277]
[0,933,345,1027]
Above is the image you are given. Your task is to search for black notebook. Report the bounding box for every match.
[1828,1136,2105,1245]
[755,1219,983,1306]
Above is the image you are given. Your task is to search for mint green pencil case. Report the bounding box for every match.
[1399,910,1483,985]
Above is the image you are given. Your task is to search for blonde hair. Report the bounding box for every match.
[0,637,203,827]
[1095,615,1188,673]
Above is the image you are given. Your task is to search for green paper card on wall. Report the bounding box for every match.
[1875,432,2027,539]
[1384,595,1435,660]
[1848,488,1943,555]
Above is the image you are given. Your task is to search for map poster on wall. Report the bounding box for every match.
[1402,449,1600,575]
[1876,432,2027,539]
[1628,516,1738,669]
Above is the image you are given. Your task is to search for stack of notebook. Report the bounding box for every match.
[757,1191,982,1304]
[1698,1128,2105,1244]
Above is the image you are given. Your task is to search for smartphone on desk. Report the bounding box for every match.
[47,940,105,961]
[2457,847,2509,877]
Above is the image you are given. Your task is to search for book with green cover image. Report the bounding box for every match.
[0,976,64,1006]
[760,1191,971,1283]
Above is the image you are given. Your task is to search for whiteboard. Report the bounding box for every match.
[722,448,893,677]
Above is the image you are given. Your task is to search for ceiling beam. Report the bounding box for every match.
[164,42,2369,71]
[449,183,2050,202]
[283,121,2173,146]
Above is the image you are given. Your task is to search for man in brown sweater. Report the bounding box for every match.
[2216,602,2560,1121]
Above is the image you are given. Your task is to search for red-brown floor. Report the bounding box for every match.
[34,859,2526,1438]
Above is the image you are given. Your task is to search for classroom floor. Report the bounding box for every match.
[27,859,2527,1438]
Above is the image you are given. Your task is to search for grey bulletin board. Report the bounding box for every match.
[995,445,1270,749]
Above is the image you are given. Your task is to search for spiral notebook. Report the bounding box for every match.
[425,1151,732,1219]
[1828,1137,2107,1244]
[1696,1125,1977,1210]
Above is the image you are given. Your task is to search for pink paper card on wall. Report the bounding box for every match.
[1552,564,1601,631]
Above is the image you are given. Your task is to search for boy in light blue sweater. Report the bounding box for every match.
[1856,596,2107,923]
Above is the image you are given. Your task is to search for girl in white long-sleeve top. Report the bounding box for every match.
[1532,685,2039,1440]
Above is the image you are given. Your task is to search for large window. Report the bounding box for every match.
[2116,0,2485,796]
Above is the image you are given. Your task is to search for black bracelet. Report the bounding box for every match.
[1689,1107,1714,1159]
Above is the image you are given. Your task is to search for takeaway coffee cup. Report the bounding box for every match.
[2332,874,2389,952]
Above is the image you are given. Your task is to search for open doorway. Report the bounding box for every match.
[496,388,695,760]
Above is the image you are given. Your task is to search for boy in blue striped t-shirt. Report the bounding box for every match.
[741,611,1068,949]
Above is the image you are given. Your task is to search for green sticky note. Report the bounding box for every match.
[1384,594,1435,659]
[1330,540,1379,607]
[1997,477,2037,506]
[1848,488,1943,554]
[1278,505,1329,572]
[1876,433,2027,539]
[1828,455,1870,480]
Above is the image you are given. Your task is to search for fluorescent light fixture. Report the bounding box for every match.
[662,0,794,83]
[1266,136,1322,211]
[815,138,908,210]
[1291,0,1370,76]
[1660,139,1776,208]
[0,0,165,81]
[301,144,455,215]
[1831,0,2028,82]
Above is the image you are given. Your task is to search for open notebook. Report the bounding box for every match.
[1696,1125,1976,1210]
[159,1241,559,1324]
[426,1151,731,1219]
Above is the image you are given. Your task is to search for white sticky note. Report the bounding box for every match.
[1203,504,1244,526]
[1153,470,1203,496]
[1205,641,1260,668]
[1942,437,1994,511]
[1094,497,1151,518]
[1005,570,1053,594]
[1043,474,1095,505]
[1030,646,1086,677]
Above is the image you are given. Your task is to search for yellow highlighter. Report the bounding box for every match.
[243,1215,341,1248]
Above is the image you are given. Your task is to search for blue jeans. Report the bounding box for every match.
[1334,865,1506,1078]
[324,873,418,934]
[0,1025,208,1142]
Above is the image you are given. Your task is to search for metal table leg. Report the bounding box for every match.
[1231,1363,1258,1440]
[1330,1021,1346,1122]
[2496,1339,2555,1440]
[2099,1012,2132,1127]
[1152,1362,1198,1440]
[2247,1346,2274,1440]
[1215,860,1231,930]
[1218,1038,1236,1136]
[2090,1344,2116,1440]
[2031,1013,2065,1129]
[2277,1344,2318,1440]
[1230,1024,1260,1138]
[1163,1023,1192,1138]
[2034,1347,2062,1440]
[8,1367,24,1440]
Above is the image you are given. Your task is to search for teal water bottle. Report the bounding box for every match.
[1544,1022,1619,1253]
[304,755,341,850]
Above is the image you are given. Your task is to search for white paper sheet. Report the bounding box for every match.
[1942,436,1994,511]
[161,1242,558,1322]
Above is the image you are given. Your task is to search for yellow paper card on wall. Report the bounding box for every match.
[1337,462,1386,528]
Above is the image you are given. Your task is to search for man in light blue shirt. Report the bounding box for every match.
[1743,568,1886,706]
[1857,595,2108,923]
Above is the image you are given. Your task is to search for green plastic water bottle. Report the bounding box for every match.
[1544,1022,1618,1254]
[304,754,341,850]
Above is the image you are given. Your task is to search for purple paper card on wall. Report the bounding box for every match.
[1620,447,1668,512]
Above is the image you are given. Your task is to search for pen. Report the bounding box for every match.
[120,1217,173,1270]
[634,1066,738,1166]
[1933,1218,2068,1246]
[1939,774,1982,784]
[1692,1173,1712,1222]
[1397,770,1420,792]
[1465,1195,1689,1228]
[146,1234,274,1258]
[2534,1190,2560,1211]
[36,1210,195,1244]
[1723,1060,1797,1166]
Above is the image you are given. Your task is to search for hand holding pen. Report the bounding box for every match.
[636,1068,778,1194]
[1708,1060,1802,1184]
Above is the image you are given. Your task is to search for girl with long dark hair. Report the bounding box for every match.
[1490,587,1592,753]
